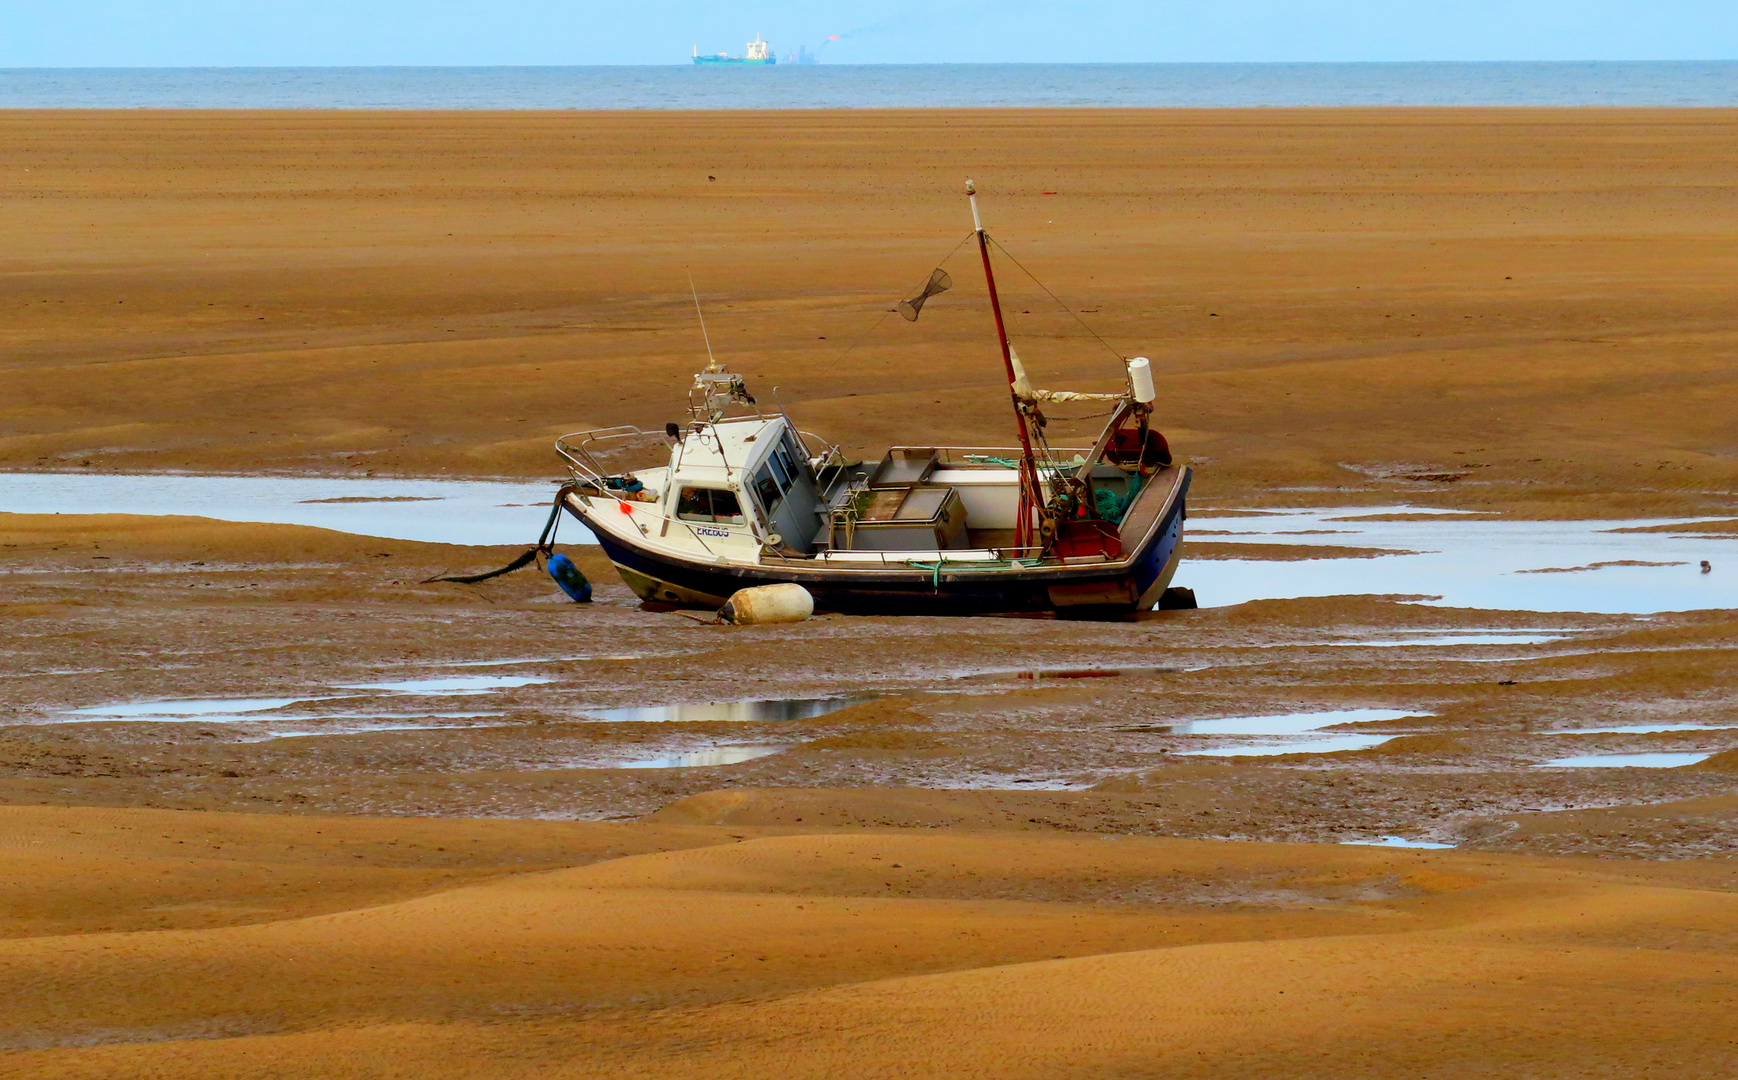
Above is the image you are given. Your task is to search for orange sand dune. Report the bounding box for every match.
[2,805,1735,1078]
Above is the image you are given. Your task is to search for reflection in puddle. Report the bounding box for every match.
[581,696,874,723]
[617,746,786,768]
[1175,708,1419,735]
[1182,733,1398,757]
[1185,506,1738,613]
[338,675,551,695]
[1342,836,1457,849]
[1534,752,1713,768]
[69,696,332,717]
[0,472,583,546]
[1545,723,1738,735]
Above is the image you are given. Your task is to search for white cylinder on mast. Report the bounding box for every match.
[1128,357,1156,404]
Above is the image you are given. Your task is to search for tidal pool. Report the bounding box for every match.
[1174,708,1419,757]
[338,675,551,695]
[1174,708,1420,735]
[262,716,511,740]
[67,696,326,717]
[616,746,787,768]
[1341,836,1457,849]
[9,476,1734,612]
[1181,733,1399,757]
[0,472,579,546]
[1533,752,1714,768]
[1186,506,1737,613]
[1544,723,1738,735]
[580,696,874,723]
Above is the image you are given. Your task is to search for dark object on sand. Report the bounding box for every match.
[421,487,590,599]
[421,548,537,584]
[546,553,593,603]
[1158,586,1197,610]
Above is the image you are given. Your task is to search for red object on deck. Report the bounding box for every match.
[1106,427,1172,469]
[1053,519,1122,560]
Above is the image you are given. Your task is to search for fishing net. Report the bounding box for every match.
[897,268,952,321]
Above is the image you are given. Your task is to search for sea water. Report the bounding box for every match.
[3,62,1736,110]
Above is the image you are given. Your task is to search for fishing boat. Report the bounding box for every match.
[551,183,1191,618]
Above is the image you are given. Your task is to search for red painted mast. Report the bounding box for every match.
[967,180,1046,553]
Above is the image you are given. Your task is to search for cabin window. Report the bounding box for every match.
[752,467,783,514]
[779,432,808,482]
[766,451,791,489]
[676,486,745,525]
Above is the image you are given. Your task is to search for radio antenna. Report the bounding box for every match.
[688,272,718,370]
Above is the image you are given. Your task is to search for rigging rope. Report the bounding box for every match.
[819,230,977,380]
[986,235,1127,364]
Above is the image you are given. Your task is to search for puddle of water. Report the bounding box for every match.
[581,696,874,723]
[1533,752,1714,768]
[1180,733,1399,757]
[1447,654,1587,664]
[39,709,508,731]
[1184,506,1738,614]
[1175,708,1420,735]
[68,696,331,717]
[1341,836,1457,849]
[1253,632,1580,650]
[1334,633,1572,647]
[1544,723,1738,735]
[263,717,511,740]
[0,472,590,546]
[337,675,551,696]
[436,655,639,668]
[616,746,787,768]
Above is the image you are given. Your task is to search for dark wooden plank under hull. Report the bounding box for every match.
[571,467,1190,619]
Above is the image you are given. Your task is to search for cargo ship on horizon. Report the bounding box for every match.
[693,35,776,65]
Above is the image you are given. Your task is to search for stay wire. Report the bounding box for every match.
[986,235,1126,363]
[818,230,977,380]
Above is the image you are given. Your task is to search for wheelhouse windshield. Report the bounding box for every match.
[676,486,745,525]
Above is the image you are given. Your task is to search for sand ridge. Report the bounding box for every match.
[2,804,1735,1078]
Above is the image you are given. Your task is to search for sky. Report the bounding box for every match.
[4,1,1736,67]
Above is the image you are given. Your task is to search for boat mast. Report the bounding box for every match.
[967,179,1047,553]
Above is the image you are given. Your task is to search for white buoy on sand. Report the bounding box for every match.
[719,583,814,625]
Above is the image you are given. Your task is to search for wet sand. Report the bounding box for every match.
[4,109,1738,1076]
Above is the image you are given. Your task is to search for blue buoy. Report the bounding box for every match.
[546,552,592,603]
